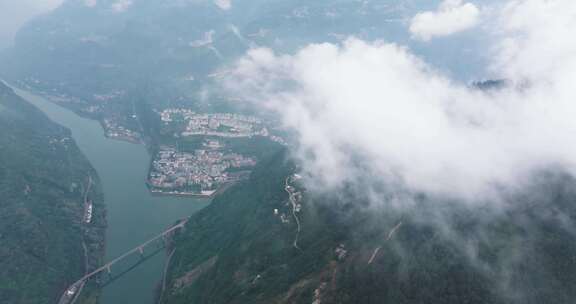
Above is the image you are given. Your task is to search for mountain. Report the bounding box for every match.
[0,0,426,138]
[0,82,105,304]
[161,149,576,304]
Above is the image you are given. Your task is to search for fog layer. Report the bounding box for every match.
[224,0,576,204]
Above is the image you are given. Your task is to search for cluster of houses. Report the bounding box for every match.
[159,109,269,138]
[102,118,141,143]
[148,146,256,196]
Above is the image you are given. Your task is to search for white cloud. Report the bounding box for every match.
[214,0,232,10]
[223,0,576,203]
[111,0,132,13]
[493,0,576,84]
[409,0,480,41]
[85,0,97,7]
[189,30,215,48]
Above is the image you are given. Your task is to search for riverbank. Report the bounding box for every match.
[147,182,237,198]
[0,81,106,304]
[9,83,210,304]
[75,174,107,304]
[6,80,143,145]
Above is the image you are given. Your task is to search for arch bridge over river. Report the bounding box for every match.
[5,82,209,304]
[58,219,188,304]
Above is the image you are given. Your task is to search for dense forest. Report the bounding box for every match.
[0,82,105,304]
[162,150,576,304]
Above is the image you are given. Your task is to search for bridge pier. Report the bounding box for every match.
[58,219,191,304]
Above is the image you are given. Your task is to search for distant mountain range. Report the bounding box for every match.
[0,0,426,138]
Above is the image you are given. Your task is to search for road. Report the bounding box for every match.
[58,177,93,304]
[157,248,176,304]
[285,176,302,250]
[368,221,403,265]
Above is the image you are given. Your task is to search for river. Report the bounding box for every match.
[10,85,209,304]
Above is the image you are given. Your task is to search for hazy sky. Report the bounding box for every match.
[0,0,64,49]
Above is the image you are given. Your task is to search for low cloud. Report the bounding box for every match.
[85,0,97,8]
[111,0,132,13]
[189,30,215,48]
[409,0,480,41]
[214,0,232,10]
[223,0,576,204]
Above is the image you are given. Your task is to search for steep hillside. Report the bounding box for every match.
[162,150,576,304]
[0,82,105,304]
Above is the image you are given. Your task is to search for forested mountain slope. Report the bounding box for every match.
[162,150,576,304]
[0,82,105,304]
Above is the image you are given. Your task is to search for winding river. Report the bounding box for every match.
[11,85,209,304]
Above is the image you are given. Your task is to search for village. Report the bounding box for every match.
[102,118,141,144]
[159,108,269,138]
[148,108,288,196]
[147,143,257,197]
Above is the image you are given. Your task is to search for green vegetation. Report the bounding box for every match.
[162,150,576,304]
[0,82,105,304]
[0,0,412,139]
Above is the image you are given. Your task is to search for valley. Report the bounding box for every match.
[9,84,209,304]
[1,1,575,304]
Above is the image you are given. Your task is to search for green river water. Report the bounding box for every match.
[11,85,209,304]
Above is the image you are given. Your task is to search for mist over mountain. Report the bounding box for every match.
[162,150,576,304]
[162,1,576,303]
[0,0,490,131]
[2,1,576,304]
[223,0,576,204]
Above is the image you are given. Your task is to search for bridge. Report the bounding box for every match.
[58,219,188,304]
